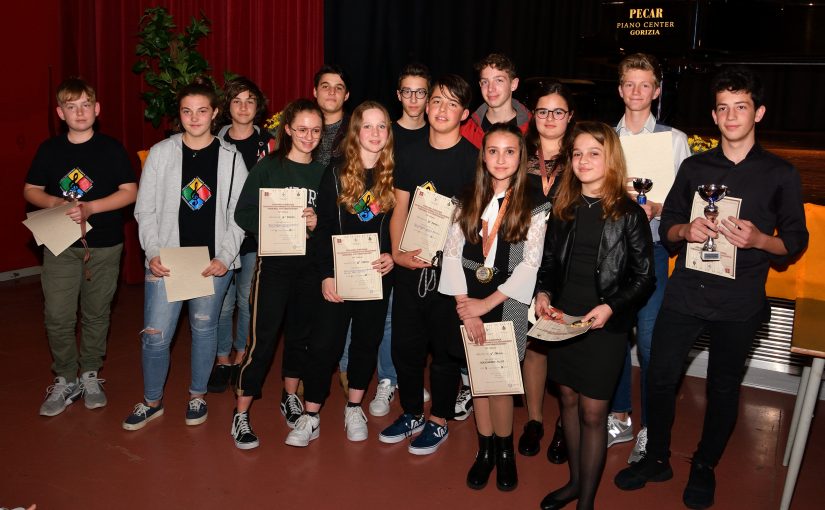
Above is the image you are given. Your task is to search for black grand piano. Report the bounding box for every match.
[521,0,823,198]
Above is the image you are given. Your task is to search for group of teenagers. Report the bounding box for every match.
[26,50,808,510]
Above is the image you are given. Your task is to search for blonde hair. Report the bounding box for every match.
[57,77,96,105]
[337,101,396,213]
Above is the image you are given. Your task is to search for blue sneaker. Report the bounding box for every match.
[185,397,208,426]
[122,402,164,431]
[408,420,449,455]
[378,413,425,444]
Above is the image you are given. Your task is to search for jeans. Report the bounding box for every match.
[645,307,764,465]
[339,291,397,386]
[41,245,123,380]
[141,269,232,402]
[216,252,256,356]
[610,242,669,425]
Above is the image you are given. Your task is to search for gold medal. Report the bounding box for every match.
[475,266,494,284]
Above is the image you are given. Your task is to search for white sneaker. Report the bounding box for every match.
[344,406,368,441]
[454,385,473,421]
[628,426,648,464]
[80,371,107,409]
[285,414,320,447]
[39,377,83,416]
[607,413,633,447]
[368,379,396,417]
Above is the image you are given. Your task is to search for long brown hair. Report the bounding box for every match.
[457,123,532,244]
[553,121,628,221]
[337,101,396,213]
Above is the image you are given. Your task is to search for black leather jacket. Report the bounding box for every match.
[536,196,655,332]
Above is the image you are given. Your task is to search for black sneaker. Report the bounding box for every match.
[207,364,232,393]
[518,420,544,456]
[454,385,473,421]
[280,392,304,429]
[614,456,673,490]
[683,460,715,509]
[231,410,259,450]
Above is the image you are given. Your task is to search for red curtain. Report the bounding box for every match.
[55,0,324,282]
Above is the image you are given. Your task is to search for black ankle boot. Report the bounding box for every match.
[547,418,568,464]
[495,433,518,491]
[466,433,496,490]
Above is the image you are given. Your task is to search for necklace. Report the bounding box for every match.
[580,194,603,208]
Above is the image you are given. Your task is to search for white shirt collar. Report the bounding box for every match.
[617,112,657,136]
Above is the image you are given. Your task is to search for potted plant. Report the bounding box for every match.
[132,7,212,129]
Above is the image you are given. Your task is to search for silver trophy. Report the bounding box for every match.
[697,184,729,261]
[632,178,653,205]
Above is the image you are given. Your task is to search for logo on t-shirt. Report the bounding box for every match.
[59,168,94,198]
[182,177,212,211]
[420,181,437,193]
[354,189,380,222]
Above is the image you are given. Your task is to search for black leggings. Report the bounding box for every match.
[302,277,392,405]
[236,257,318,397]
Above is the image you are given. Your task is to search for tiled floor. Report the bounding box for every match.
[1,275,823,509]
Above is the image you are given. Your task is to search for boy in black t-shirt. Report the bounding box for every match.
[378,74,478,455]
[24,78,137,417]
[393,63,431,154]
[208,77,275,393]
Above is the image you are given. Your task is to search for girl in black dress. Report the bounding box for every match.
[439,123,550,491]
[535,121,654,510]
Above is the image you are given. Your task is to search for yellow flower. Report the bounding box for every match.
[264,111,283,131]
[688,135,720,154]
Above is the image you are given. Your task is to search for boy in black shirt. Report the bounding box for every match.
[393,63,431,153]
[379,74,478,455]
[24,78,137,416]
[614,66,808,509]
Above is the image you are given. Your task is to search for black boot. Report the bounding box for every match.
[495,433,518,491]
[466,433,496,490]
[518,419,544,456]
[547,417,568,464]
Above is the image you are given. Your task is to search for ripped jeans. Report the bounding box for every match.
[141,269,232,402]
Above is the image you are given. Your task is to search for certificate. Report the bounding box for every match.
[527,315,593,342]
[159,246,214,302]
[461,321,524,397]
[332,233,383,301]
[399,186,457,263]
[685,193,742,279]
[620,131,675,204]
[22,203,93,256]
[258,188,307,256]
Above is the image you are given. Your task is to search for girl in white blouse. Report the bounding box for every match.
[439,123,550,492]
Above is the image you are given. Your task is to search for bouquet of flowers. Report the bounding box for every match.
[688,135,719,154]
[264,111,283,137]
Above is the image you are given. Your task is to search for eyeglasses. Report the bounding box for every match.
[399,88,427,99]
[290,125,322,139]
[534,108,569,120]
